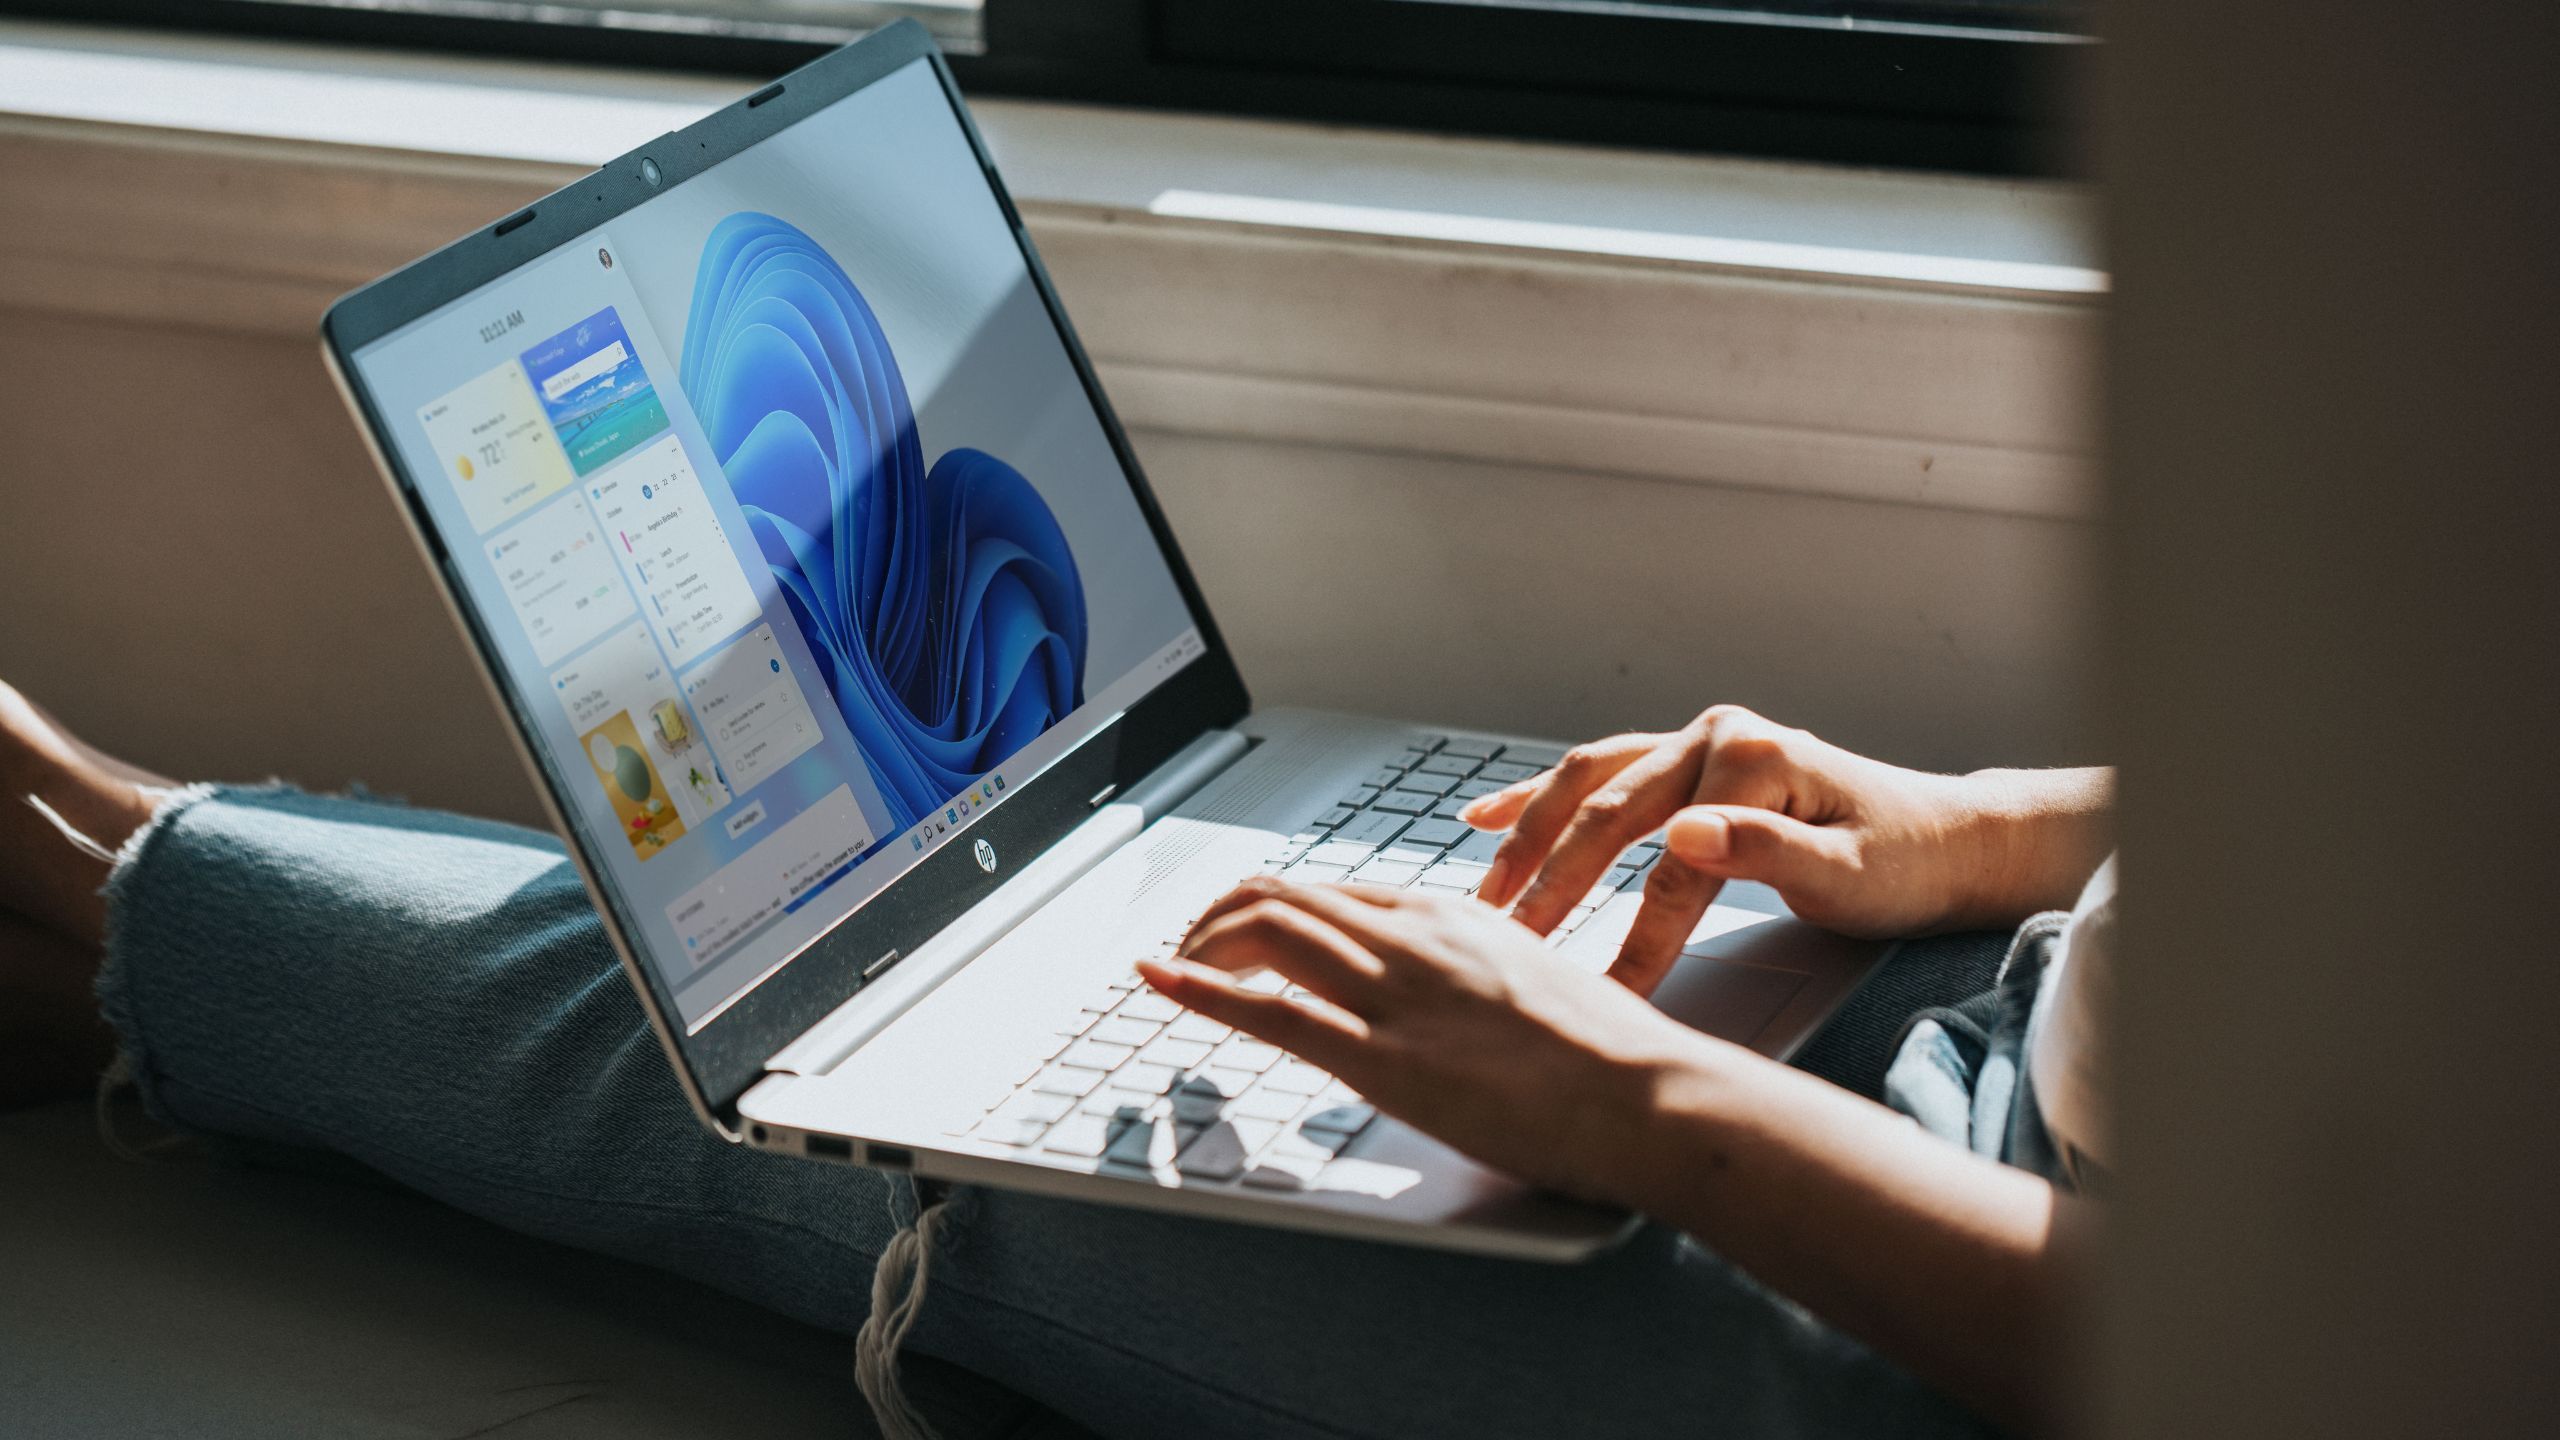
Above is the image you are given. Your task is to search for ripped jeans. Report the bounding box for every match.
[98,785,1999,1440]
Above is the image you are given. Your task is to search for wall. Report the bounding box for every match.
[0,113,2100,829]
[2099,3,2560,1436]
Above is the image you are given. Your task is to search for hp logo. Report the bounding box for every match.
[973,838,998,873]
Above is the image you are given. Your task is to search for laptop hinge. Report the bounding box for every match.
[760,727,1252,1080]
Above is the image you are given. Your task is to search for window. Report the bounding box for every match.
[11,0,2089,174]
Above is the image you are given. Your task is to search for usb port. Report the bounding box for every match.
[803,1133,854,1161]
[868,1145,914,1171]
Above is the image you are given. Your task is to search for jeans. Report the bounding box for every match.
[97,785,1995,1440]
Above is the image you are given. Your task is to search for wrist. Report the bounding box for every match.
[1949,766,2114,925]
[1572,1022,1750,1216]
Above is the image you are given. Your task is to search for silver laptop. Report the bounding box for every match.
[320,21,1882,1262]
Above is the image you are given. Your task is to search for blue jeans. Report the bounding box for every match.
[97,786,1994,1440]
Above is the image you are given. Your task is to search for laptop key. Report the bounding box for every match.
[1414,753,1477,779]
[1099,1110,1166,1169]
[1233,1087,1311,1123]
[1315,805,1354,830]
[1377,840,1443,868]
[1372,789,1437,816]
[1281,860,1353,885]
[995,1090,1076,1125]
[1402,817,1470,848]
[1305,839,1377,869]
[1174,1121,1251,1180]
[1229,1115,1286,1156]
[1332,811,1409,846]
[1349,858,1423,889]
[1364,766,1406,790]
[1140,1036,1214,1070]
[1170,1075,1230,1125]
[1393,769,1458,797]
[1300,1102,1376,1138]
[1477,760,1541,785]
[1439,737,1501,760]
[1087,1016,1161,1049]
[1032,1064,1106,1099]
[1265,1060,1331,1095]
[1119,1061,1181,1094]
[1216,1037,1284,1072]
[975,1116,1053,1148]
[1167,1012,1232,1043]
[1341,786,1380,809]
[1202,1064,1260,1100]
[1413,850,1495,886]
[1432,795,1474,821]
[1243,1134,1335,1190]
[1115,990,1182,1023]
[1450,829,1504,865]
[1453,777,1507,800]
[1495,744,1568,769]
[1042,1114,1112,1157]
[1062,1038,1137,1071]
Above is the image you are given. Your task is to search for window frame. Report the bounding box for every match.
[2,0,2088,176]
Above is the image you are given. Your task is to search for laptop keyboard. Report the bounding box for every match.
[954,732,1666,1190]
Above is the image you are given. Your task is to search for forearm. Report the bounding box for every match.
[1614,1036,2083,1435]
[1952,766,2114,927]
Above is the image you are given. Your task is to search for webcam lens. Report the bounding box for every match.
[639,156,663,188]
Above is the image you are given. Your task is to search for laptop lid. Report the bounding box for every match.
[321,21,1250,1123]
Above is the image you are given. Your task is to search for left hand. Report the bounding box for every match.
[1135,877,1712,1204]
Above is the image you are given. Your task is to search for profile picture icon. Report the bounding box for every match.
[598,247,614,270]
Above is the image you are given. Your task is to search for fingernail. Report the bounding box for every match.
[1458,796,1489,824]
[1139,956,1215,989]
[1669,809,1731,864]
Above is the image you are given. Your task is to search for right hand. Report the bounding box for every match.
[1462,705,2039,996]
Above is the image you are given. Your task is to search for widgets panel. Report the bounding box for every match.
[520,307,670,476]
[415,361,578,536]
[681,622,822,797]
[554,622,733,860]
[485,491,632,666]
[664,785,872,968]
[585,432,760,665]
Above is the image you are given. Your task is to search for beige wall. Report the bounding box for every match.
[0,121,2099,830]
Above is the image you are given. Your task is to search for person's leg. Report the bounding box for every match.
[5,691,1990,1440]
[1790,930,2013,1101]
[97,781,907,1337]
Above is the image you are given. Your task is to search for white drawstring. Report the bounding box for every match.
[855,1197,951,1440]
[23,791,121,864]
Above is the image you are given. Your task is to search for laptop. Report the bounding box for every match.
[320,21,1883,1261]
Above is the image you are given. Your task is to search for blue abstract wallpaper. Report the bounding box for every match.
[679,212,1089,833]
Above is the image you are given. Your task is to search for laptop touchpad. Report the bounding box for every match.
[1649,957,1810,1048]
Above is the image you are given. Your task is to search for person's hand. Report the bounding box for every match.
[1136,880,1710,1205]
[1462,705,2105,996]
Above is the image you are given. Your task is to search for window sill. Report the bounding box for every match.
[0,18,2102,518]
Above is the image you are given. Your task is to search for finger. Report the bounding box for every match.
[1665,805,1860,896]
[1477,732,1662,907]
[1456,775,1539,831]
[1604,852,1725,998]
[1180,870,1399,958]
[1508,742,1704,934]
[1178,893,1388,1008]
[1136,957,1368,1065]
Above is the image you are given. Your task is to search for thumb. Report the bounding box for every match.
[1663,805,1855,897]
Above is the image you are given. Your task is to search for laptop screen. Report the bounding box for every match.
[346,57,1206,1031]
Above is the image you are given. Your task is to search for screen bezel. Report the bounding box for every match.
[319,20,1251,1120]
